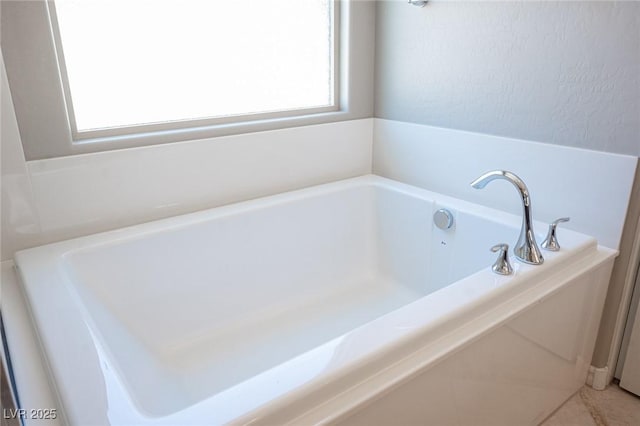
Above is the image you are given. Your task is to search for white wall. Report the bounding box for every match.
[373,119,637,251]
[375,0,640,156]
[1,54,373,261]
[1,54,42,260]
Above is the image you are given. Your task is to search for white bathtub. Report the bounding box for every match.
[14,175,616,425]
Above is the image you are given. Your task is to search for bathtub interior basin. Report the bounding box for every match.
[14,175,602,424]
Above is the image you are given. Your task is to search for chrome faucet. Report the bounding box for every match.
[470,170,544,265]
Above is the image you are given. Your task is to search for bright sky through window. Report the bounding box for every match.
[54,0,334,132]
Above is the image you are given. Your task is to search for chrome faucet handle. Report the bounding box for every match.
[491,243,513,275]
[471,170,543,265]
[541,217,570,251]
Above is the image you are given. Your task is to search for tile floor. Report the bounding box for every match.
[542,383,640,426]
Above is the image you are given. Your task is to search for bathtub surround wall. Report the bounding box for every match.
[1,54,373,260]
[372,120,637,251]
[3,115,635,262]
[0,55,41,260]
[374,0,640,157]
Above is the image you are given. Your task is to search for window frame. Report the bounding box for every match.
[1,0,374,160]
[48,0,341,141]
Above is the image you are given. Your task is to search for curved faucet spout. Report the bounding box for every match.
[470,170,531,207]
[470,170,543,265]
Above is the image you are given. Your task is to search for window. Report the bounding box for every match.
[52,0,337,138]
[1,0,374,159]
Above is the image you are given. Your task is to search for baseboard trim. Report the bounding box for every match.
[587,365,610,390]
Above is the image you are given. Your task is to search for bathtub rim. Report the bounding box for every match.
[274,247,616,425]
[14,244,616,426]
[12,174,616,425]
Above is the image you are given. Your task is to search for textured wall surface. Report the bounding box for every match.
[375,1,640,156]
